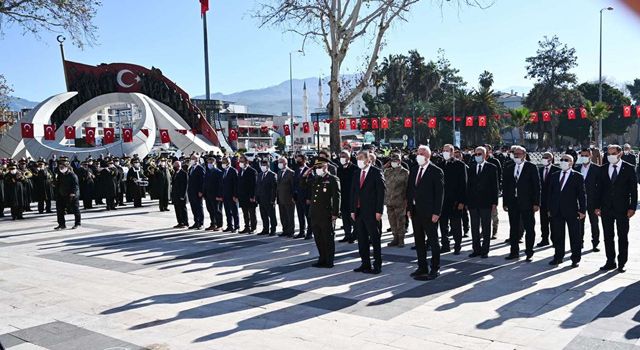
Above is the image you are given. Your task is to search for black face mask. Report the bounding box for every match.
[173,167,180,172]
[297,160,304,165]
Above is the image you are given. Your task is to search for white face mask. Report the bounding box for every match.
[207,163,214,169]
[315,168,326,177]
[246,156,255,161]
[542,159,551,167]
[607,154,620,164]
[10,169,17,175]
[578,156,589,165]
[133,163,140,168]
[190,160,196,166]
[513,157,523,165]
[59,167,68,173]
[442,152,451,160]
[159,162,166,167]
[239,163,246,169]
[260,165,268,172]
[391,161,400,168]
[222,163,229,169]
[339,157,348,165]
[474,155,484,164]
[509,153,515,160]
[416,155,427,166]
[624,150,630,155]
[559,161,571,171]
[278,163,285,170]
[357,160,366,169]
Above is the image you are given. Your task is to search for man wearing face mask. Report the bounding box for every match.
[384,153,409,248]
[221,157,240,232]
[237,155,258,234]
[4,163,26,220]
[467,146,499,258]
[484,145,502,240]
[276,157,296,237]
[454,148,471,238]
[99,159,118,211]
[256,159,277,235]
[154,158,172,212]
[33,160,54,214]
[171,160,189,228]
[537,152,560,247]
[126,157,147,208]
[186,154,206,230]
[293,154,311,239]
[337,150,357,243]
[574,148,601,251]
[406,145,443,280]
[502,145,540,261]
[317,150,337,176]
[621,143,636,166]
[54,159,81,230]
[351,150,386,274]
[439,144,467,254]
[203,156,223,231]
[303,158,341,268]
[547,155,586,267]
[77,161,95,210]
[595,144,638,273]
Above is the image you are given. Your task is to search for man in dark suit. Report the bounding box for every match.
[256,159,277,235]
[187,154,205,230]
[337,150,357,243]
[466,146,499,258]
[293,154,311,239]
[595,144,638,273]
[406,146,444,280]
[237,155,258,233]
[221,157,239,232]
[575,148,602,251]
[622,143,637,166]
[548,155,586,267]
[53,159,81,230]
[537,152,560,247]
[171,160,189,228]
[502,146,540,261]
[277,157,296,237]
[203,156,223,231]
[351,150,386,274]
[439,144,467,254]
[484,145,502,239]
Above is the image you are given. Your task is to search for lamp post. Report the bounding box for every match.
[598,6,613,149]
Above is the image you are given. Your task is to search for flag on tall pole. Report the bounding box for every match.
[200,0,209,17]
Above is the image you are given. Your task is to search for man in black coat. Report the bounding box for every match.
[33,160,54,214]
[548,155,586,267]
[351,150,386,274]
[574,148,602,251]
[155,158,172,212]
[54,160,81,230]
[171,160,189,228]
[595,144,638,273]
[237,155,258,233]
[622,143,637,166]
[99,160,118,211]
[337,150,357,243]
[466,146,499,258]
[502,145,540,261]
[484,145,502,239]
[3,163,26,220]
[538,152,560,247]
[256,159,278,235]
[293,154,312,239]
[439,144,467,254]
[125,158,147,208]
[187,154,206,230]
[77,161,95,210]
[276,157,296,237]
[406,146,443,280]
[221,157,239,232]
[203,156,223,231]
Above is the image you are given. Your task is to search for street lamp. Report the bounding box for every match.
[289,49,304,153]
[598,6,613,149]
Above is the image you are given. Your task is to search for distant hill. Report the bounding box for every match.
[7,96,38,111]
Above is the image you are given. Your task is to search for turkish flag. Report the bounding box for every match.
[313,121,319,132]
[85,127,96,144]
[302,122,310,133]
[381,117,389,129]
[21,122,34,138]
[43,124,56,141]
[404,117,412,128]
[141,128,149,137]
[623,105,632,118]
[428,117,437,129]
[159,129,170,143]
[200,0,209,16]
[176,129,188,135]
[339,119,346,130]
[636,106,640,118]
[103,127,115,144]
[530,112,539,123]
[64,125,76,139]
[579,107,587,119]
[455,116,462,122]
[283,124,291,136]
[542,111,551,122]
[465,116,474,127]
[567,108,576,120]
[478,115,487,127]
[350,118,357,130]
[122,128,133,143]
[361,119,369,130]
[371,118,379,129]
[229,128,238,141]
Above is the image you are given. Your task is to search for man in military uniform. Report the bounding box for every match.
[4,163,26,220]
[126,157,147,208]
[54,159,81,230]
[77,161,95,209]
[384,153,409,247]
[33,160,54,214]
[155,158,172,212]
[304,158,340,268]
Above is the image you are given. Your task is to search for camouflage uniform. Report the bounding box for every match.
[384,159,409,246]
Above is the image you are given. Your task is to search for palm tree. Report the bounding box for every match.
[508,107,532,145]
[584,100,611,145]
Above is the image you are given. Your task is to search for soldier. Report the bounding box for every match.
[112,157,126,207]
[98,159,118,210]
[18,159,33,212]
[4,163,26,220]
[304,158,340,268]
[77,160,95,209]
[126,157,147,208]
[155,158,172,212]
[54,159,81,230]
[32,160,54,214]
[384,153,409,247]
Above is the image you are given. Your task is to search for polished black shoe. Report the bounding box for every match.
[426,271,440,280]
[368,267,381,275]
[410,268,428,277]
[223,227,234,232]
[536,240,550,247]
[468,252,480,258]
[481,254,488,259]
[548,259,561,266]
[257,231,269,236]
[504,238,511,243]
[571,262,579,268]
[505,254,519,260]
[338,237,350,243]
[238,228,250,234]
[188,225,201,230]
[618,266,626,273]
[71,224,81,230]
[304,235,312,240]
[353,265,372,273]
[54,226,66,230]
[294,233,305,239]
[525,253,533,262]
[453,249,461,255]
[599,263,617,271]
[312,262,323,268]
[593,246,601,252]
[441,246,451,253]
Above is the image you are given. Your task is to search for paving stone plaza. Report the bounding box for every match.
[1,200,639,350]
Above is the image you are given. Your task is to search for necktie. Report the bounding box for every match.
[415,167,424,186]
[477,164,482,175]
[360,170,366,188]
[612,165,618,182]
[544,167,548,181]
[515,164,521,181]
[560,171,567,190]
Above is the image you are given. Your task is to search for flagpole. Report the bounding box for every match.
[203,10,211,112]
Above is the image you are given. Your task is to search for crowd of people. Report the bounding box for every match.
[1,142,638,280]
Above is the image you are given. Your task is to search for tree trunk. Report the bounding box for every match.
[329,68,342,153]
[592,120,599,145]
[519,127,525,146]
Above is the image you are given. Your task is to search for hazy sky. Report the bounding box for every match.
[1,0,639,102]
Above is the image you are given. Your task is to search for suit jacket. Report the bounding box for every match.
[406,163,444,218]
[337,163,357,211]
[187,164,205,196]
[466,161,498,209]
[486,156,503,190]
[237,166,257,205]
[574,163,601,211]
[622,153,637,166]
[203,167,223,200]
[350,165,386,216]
[256,170,277,204]
[596,161,638,216]
[221,166,238,200]
[548,170,586,218]
[539,165,561,209]
[442,159,467,206]
[503,161,541,210]
[171,169,188,202]
[276,167,295,204]
[293,164,310,202]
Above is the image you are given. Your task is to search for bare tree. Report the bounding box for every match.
[255,0,488,151]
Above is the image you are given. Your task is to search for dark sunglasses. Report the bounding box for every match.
[559,159,570,162]
[474,153,483,157]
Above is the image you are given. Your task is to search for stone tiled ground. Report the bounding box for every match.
[1,199,639,349]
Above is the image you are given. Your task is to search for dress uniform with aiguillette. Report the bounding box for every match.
[304,158,340,268]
